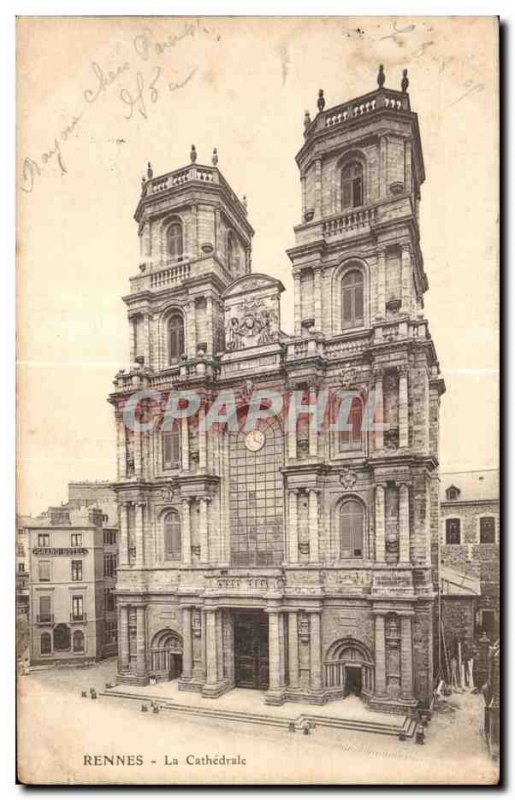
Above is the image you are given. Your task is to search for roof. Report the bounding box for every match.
[440,469,499,503]
[440,566,481,596]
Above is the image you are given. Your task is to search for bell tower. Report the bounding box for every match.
[127,146,253,369]
[288,66,426,338]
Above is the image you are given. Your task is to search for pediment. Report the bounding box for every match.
[222,272,285,299]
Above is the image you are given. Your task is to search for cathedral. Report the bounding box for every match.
[109,67,445,713]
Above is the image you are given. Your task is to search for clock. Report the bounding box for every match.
[244,429,265,452]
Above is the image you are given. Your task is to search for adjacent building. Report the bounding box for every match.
[24,483,119,665]
[440,469,500,660]
[110,68,445,712]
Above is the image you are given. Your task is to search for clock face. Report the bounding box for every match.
[244,429,265,452]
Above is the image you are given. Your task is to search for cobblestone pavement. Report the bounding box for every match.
[17,659,499,785]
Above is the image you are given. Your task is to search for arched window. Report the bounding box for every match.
[342,269,364,329]
[341,161,364,209]
[339,396,363,452]
[40,632,51,655]
[73,630,85,653]
[166,221,183,260]
[340,499,364,559]
[227,230,239,272]
[164,510,182,561]
[168,313,185,363]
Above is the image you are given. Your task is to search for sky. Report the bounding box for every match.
[17,16,499,515]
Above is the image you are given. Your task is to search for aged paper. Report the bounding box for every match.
[17,16,499,785]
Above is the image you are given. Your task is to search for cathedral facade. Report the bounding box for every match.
[109,69,445,713]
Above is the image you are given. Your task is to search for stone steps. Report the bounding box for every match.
[100,689,417,739]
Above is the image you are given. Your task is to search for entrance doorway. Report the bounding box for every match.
[233,612,269,689]
[150,629,183,681]
[344,665,362,697]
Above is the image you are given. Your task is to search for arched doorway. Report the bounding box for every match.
[324,638,374,698]
[150,629,183,681]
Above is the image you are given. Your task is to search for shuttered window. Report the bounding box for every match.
[162,428,181,469]
[168,313,184,363]
[340,500,364,559]
[166,222,183,260]
[341,161,364,209]
[342,270,364,329]
[339,396,363,451]
[164,511,182,561]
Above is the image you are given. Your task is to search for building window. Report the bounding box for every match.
[166,221,183,260]
[480,517,496,544]
[103,530,117,546]
[168,313,185,364]
[71,533,82,547]
[339,396,363,452]
[341,161,364,209]
[445,518,461,545]
[342,269,364,330]
[71,596,84,622]
[73,630,85,653]
[38,560,51,582]
[164,510,182,561]
[40,632,52,655]
[39,596,52,624]
[18,562,25,573]
[227,230,239,272]
[105,620,117,644]
[104,587,116,612]
[104,553,117,577]
[38,533,50,547]
[446,486,461,501]
[71,560,83,581]
[339,499,364,559]
[162,428,181,470]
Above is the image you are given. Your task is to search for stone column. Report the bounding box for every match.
[293,272,302,337]
[374,614,386,696]
[401,244,412,313]
[134,426,142,477]
[375,484,386,562]
[181,607,193,680]
[313,268,322,331]
[116,410,126,480]
[308,385,318,458]
[135,605,147,679]
[376,250,386,319]
[216,610,224,681]
[288,490,299,563]
[288,611,299,690]
[267,611,284,699]
[119,605,130,672]
[288,413,297,461]
[205,296,214,355]
[119,502,129,567]
[308,489,319,562]
[399,483,411,563]
[314,158,322,218]
[181,498,192,564]
[181,416,190,471]
[199,497,209,562]
[185,300,196,358]
[400,615,414,700]
[310,612,322,692]
[399,366,409,448]
[135,501,145,567]
[205,609,218,686]
[374,370,384,450]
[198,405,207,471]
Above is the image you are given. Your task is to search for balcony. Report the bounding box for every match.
[129,253,232,295]
[70,613,87,624]
[36,614,54,625]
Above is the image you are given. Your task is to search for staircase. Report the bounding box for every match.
[100,688,417,740]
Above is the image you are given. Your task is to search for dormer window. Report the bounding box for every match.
[446,485,461,501]
[166,221,183,261]
[341,161,363,209]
